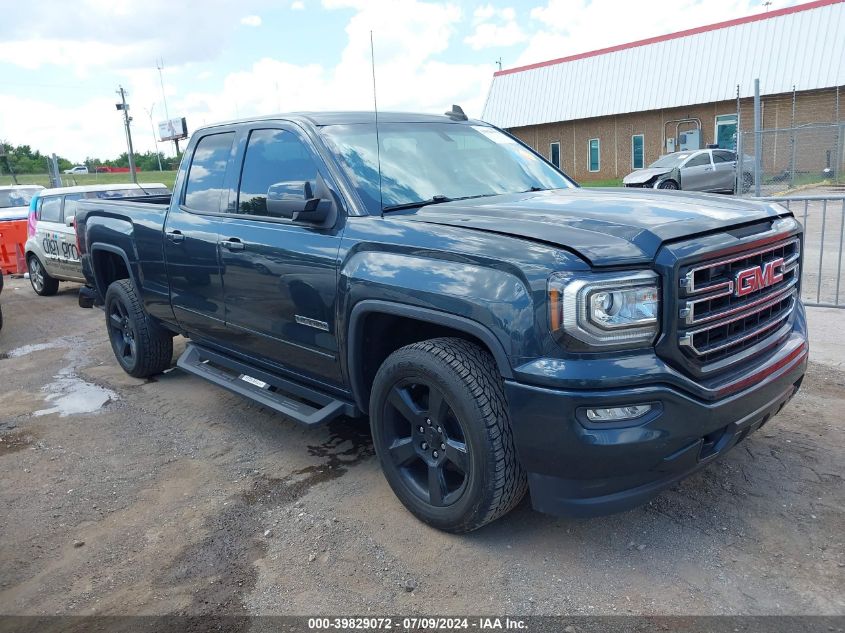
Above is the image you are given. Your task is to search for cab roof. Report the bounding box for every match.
[36,183,168,196]
[200,111,483,131]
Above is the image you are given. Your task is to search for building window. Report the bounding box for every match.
[549,142,560,168]
[588,138,600,172]
[631,134,644,169]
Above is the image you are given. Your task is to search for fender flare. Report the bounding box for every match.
[346,299,513,411]
[89,243,139,298]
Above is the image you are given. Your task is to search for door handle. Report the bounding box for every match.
[167,230,184,243]
[222,237,245,251]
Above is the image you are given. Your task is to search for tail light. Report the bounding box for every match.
[75,219,83,254]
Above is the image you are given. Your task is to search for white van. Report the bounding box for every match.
[24,183,169,295]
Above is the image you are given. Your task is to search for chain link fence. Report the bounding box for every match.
[736,86,843,197]
[738,124,844,196]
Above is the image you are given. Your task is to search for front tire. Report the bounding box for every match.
[104,279,173,378]
[28,256,59,296]
[369,338,527,532]
[657,179,679,190]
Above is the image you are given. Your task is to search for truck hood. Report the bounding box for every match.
[403,188,786,266]
[622,167,671,185]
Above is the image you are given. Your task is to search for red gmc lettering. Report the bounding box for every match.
[735,257,785,297]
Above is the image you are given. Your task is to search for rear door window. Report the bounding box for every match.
[39,196,62,223]
[184,132,236,213]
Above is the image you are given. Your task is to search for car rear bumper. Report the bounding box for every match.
[503,329,808,518]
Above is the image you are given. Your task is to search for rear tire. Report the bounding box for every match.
[104,279,173,378]
[28,256,59,296]
[369,337,527,533]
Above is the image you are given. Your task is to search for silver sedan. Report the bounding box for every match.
[623,149,752,193]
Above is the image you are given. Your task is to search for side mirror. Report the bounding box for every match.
[65,215,75,227]
[266,174,334,225]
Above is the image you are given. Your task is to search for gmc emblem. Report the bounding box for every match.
[735,258,784,297]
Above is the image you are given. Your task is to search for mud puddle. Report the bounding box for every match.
[33,367,117,418]
[0,429,37,456]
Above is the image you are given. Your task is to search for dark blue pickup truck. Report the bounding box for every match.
[75,111,808,532]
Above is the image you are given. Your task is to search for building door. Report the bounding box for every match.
[716,114,737,150]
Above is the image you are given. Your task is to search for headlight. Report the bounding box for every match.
[548,271,660,349]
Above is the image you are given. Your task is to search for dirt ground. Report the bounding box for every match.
[0,280,843,619]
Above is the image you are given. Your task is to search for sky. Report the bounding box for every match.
[0,0,797,162]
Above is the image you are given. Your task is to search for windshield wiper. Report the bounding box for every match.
[382,193,506,213]
[382,195,452,213]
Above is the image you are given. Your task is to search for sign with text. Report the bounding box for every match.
[158,117,188,142]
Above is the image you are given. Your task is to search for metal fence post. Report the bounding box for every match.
[790,86,797,187]
[754,78,762,197]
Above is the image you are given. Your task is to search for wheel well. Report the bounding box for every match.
[353,311,505,411]
[92,250,129,295]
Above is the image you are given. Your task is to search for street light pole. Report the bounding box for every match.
[144,103,163,171]
[116,85,137,184]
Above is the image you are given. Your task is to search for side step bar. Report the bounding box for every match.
[176,343,356,426]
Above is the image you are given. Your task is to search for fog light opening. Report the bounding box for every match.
[585,404,652,422]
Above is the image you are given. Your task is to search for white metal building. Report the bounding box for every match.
[482,0,845,181]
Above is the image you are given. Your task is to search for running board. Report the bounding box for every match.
[176,343,355,426]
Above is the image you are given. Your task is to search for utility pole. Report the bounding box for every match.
[144,103,163,171]
[156,58,177,156]
[116,85,137,183]
[495,57,503,72]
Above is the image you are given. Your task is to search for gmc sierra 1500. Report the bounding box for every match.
[75,111,808,532]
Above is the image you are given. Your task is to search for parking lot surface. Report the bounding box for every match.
[0,280,843,617]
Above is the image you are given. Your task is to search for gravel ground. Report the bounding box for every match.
[0,280,843,618]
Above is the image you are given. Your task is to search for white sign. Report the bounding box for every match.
[158,117,188,142]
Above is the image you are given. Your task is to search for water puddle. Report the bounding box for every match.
[33,367,117,417]
[3,341,64,359]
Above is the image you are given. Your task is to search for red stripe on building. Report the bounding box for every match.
[494,0,844,77]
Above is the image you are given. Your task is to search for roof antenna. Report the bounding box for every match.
[370,30,384,218]
[445,104,468,121]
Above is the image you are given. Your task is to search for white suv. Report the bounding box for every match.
[63,165,89,174]
[25,183,168,295]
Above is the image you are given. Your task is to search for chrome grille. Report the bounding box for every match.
[678,238,800,364]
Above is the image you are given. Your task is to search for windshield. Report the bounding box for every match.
[648,153,689,169]
[320,122,574,213]
[0,188,39,209]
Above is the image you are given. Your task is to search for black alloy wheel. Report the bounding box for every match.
[370,338,527,532]
[382,378,470,507]
[108,295,137,366]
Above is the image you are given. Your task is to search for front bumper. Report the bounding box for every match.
[504,325,808,518]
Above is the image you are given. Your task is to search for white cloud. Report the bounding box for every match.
[464,5,525,50]
[291,0,305,9]
[0,94,137,162]
[240,15,262,26]
[0,0,268,72]
[519,0,800,66]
